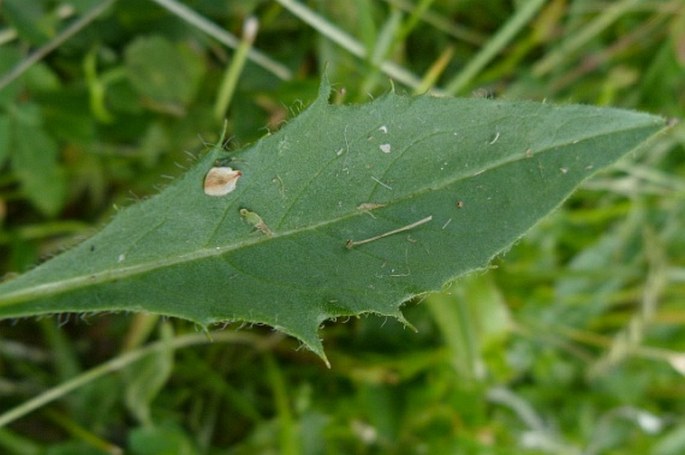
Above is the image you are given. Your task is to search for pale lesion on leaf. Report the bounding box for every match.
[203,166,242,196]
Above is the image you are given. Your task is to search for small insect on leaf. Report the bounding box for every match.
[240,208,273,236]
[203,167,242,196]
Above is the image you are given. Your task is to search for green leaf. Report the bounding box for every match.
[0,80,665,361]
[124,324,174,425]
[2,0,54,46]
[0,115,10,167]
[10,103,67,216]
[124,35,204,107]
[9,104,67,217]
[129,423,197,455]
[0,47,23,107]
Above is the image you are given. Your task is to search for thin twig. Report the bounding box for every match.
[346,216,432,249]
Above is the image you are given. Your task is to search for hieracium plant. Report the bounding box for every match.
[0,77,666,364]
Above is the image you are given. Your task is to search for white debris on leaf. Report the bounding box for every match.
[203,167,242,196]
[379,143,391,154]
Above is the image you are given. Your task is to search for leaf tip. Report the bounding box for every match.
[395,311,418,333]
[317,72,332,105]
[218,119,229,147]
[297,331,331,367]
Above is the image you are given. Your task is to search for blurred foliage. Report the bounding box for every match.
[1,0,684,453]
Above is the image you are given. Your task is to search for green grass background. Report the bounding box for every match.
[1,0,685,453]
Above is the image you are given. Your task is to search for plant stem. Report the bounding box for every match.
[214,17,259,123]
